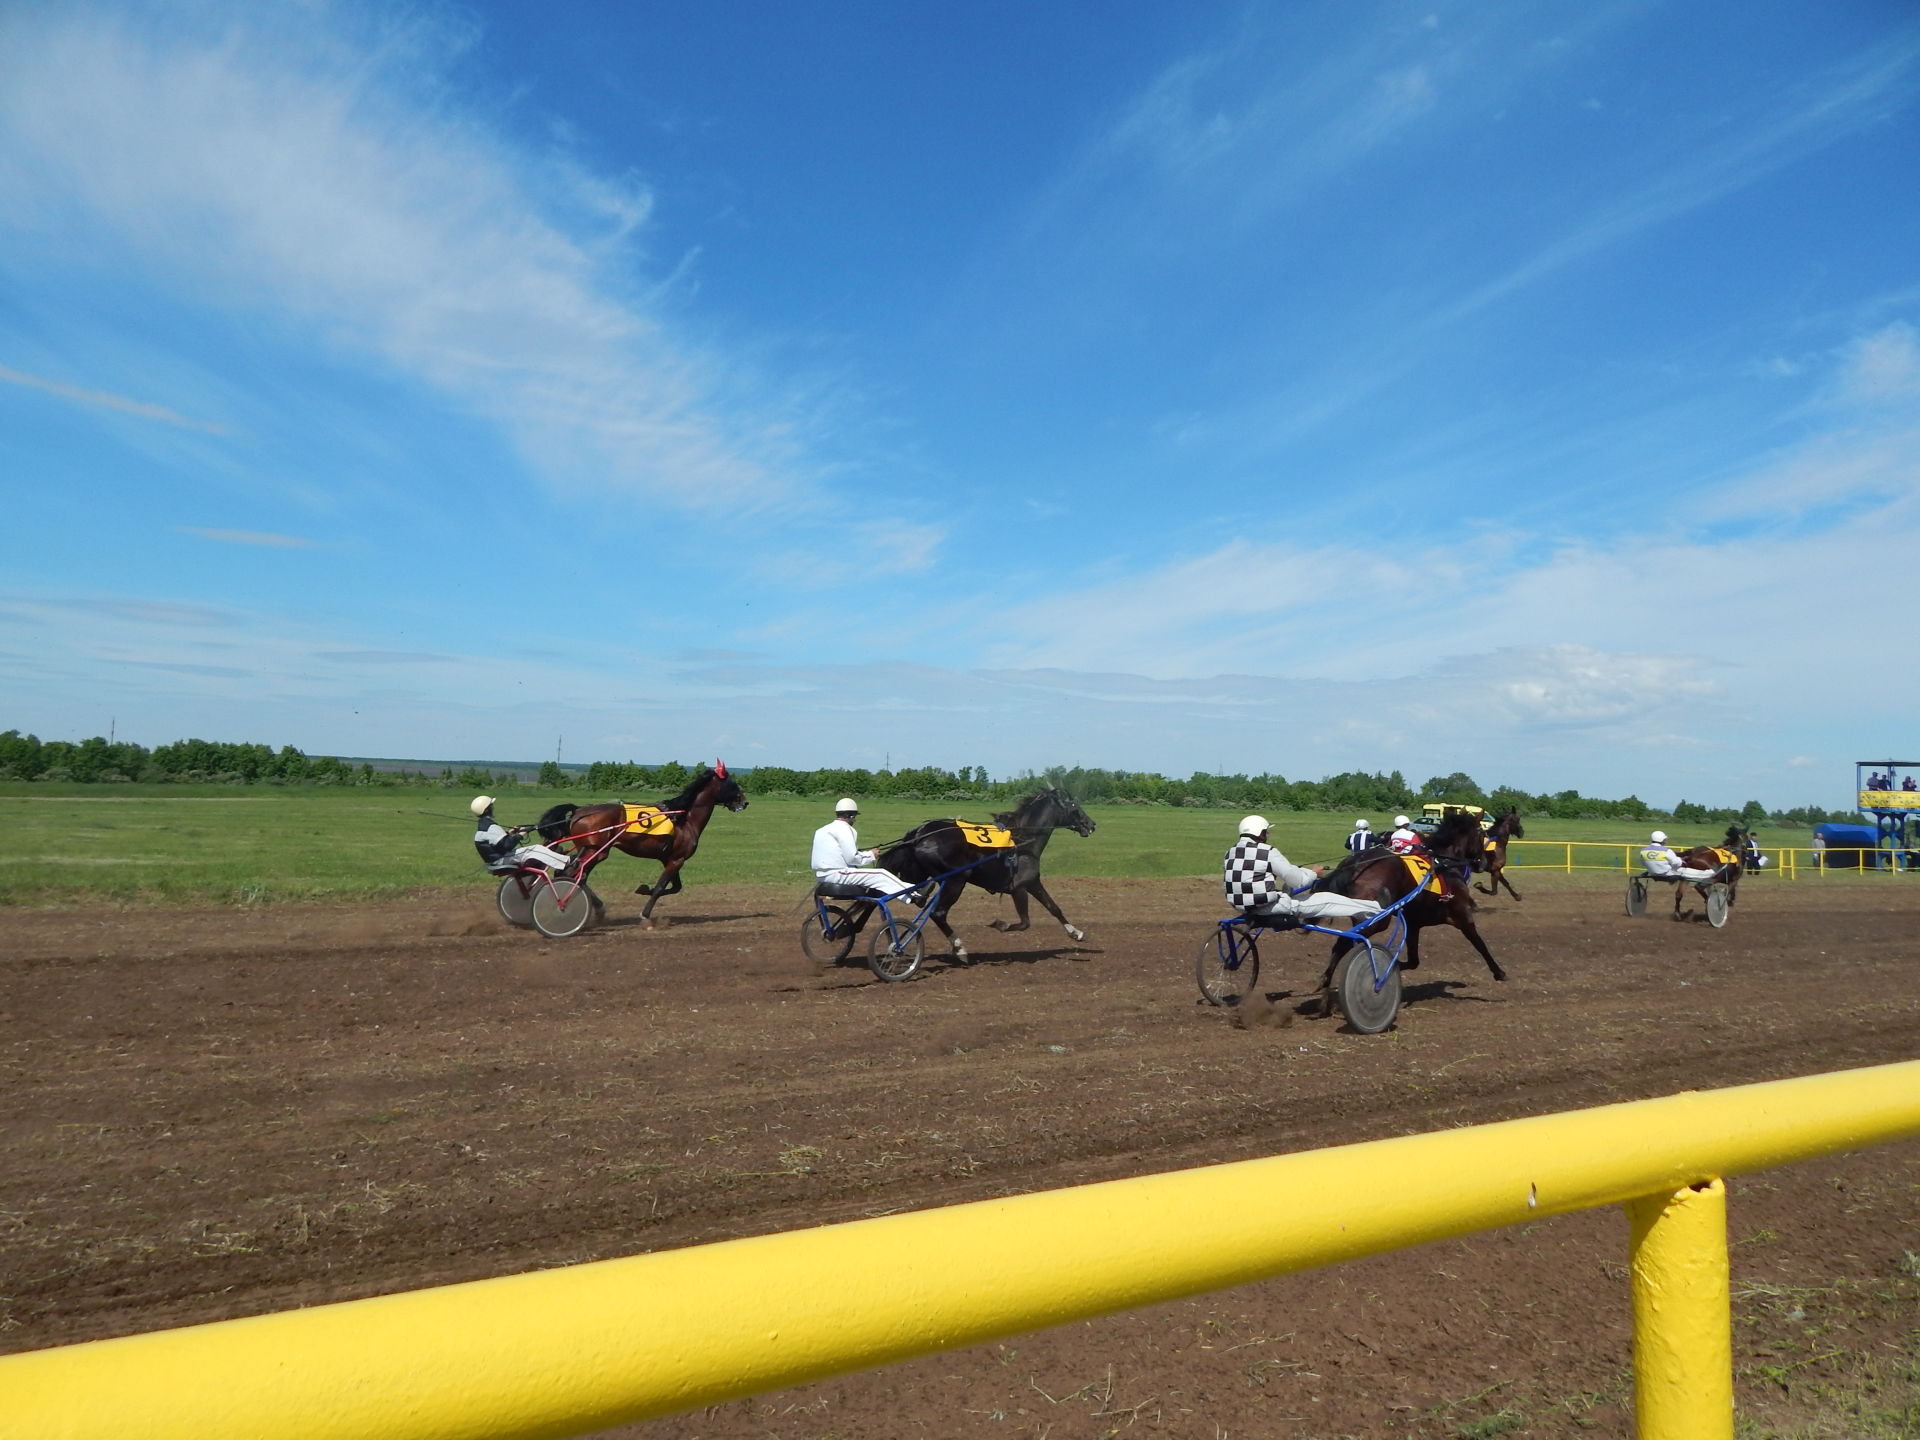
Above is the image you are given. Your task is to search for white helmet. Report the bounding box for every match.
[469,795,496,817]
[834,797,859,814]
[1394,815,1411,828]
[1354,818,1370,830]
[1238,814,1269,837]
[1650,830,1667,844]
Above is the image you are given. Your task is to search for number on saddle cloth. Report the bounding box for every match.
[1400,853,1436,890]
[952,821,1015,848]
[621,804,676,837]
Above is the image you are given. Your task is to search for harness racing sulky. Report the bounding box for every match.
[803,786,1097,975]
[1627,824,1763,928]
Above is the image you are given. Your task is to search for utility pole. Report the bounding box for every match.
[556,735,563,765]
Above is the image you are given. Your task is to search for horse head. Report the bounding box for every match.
[996,786,1095,838]
[1725,823,1763,869]
[1427,811,1488,870]
[1044,785,1097,838]
[680,763,749,813]
[1494,808,1525,840]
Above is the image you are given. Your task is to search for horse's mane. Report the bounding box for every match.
[1428,812,1483,853]
[992,786,1062,828]
[660,766,718,812]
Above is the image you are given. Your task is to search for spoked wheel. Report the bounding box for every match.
[1704,883,1730,929]
[801,905,857,964]
[532,879,599,938]
[867,923,924,982]
[1625,875,1650,917]
[497,875,535,928]
[1333,949,1402,1034]
[1196,924,1260,1006]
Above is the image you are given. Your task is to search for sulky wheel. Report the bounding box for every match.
[867,923,924,982]
[497,875,535,928]
[1704,883,1730,929]
[801,905,857,964]
[531,879,598,938]
[1195,924,1260,1006]
[1625,875,1650,917]
[1333,949,1402,1034]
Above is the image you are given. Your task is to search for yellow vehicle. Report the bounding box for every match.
[1420,802,1489,828]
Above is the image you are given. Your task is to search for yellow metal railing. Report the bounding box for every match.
[5,1060,1920,1440]
[1499,839,1911,878]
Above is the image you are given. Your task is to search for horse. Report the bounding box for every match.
[536,762,748,926]
[1664,823,1761,919]
[866,786,1097,963]
[1309,810,1505,1015]
[1474,808,1526,901]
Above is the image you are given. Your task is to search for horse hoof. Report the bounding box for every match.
[1066,926,1086,942]
[1492,970,1508,982]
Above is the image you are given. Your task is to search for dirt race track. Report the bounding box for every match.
[5,875,1919,1438]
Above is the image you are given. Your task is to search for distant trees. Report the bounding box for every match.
[0,726,1863,826]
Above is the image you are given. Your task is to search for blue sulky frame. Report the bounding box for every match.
[801,855,999,983]
[1195,868,1441,1032]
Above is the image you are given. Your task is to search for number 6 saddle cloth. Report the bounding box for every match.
[620,803,676,837]
[952,820,1015,849]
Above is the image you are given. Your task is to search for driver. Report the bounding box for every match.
[1387,815,1423,854]
[470,795,574,873]
[810,797,924,900]
[1223,816,1382,925]
[1640,830,1718,883]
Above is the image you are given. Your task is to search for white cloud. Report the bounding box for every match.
[0,363,228,434]
[1832,322,1920,405]
[178,528,313,549]
[0,3,799,510]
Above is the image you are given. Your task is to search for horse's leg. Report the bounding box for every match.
[923,880,969,962]
[1317,935,1354,1017]
[1020,877,1085,942]
[639,858,688,925]
[1452,908,1506,982]
[1496,866,1523,901]
[990,888,1032,933]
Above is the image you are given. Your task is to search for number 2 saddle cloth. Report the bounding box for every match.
[952,820,1015,849]
[1399,852,1455,895]
[620,803,676,837]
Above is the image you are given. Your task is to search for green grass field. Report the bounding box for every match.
[0,782,1856,906]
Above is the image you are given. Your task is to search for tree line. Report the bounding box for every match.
[1,728,1859,827]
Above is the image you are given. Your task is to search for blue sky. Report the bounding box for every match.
[3,0,1918,809]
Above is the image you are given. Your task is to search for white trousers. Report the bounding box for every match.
[513,843,574,872]
[1653,866,1719,883]
[816,867,917,898]
[1249,892,1383,924]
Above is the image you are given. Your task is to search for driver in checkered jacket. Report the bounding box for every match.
[1223,815,1383,925]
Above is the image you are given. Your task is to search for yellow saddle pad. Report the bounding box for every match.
[621,803,675,837]
[1401,854,1437,890]
[1483,836,1498,856]
[953,820,1015,849]
[1706,847,1737,867]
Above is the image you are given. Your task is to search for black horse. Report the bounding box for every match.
[871,786,1097,962]
[1309,810,1505,1013]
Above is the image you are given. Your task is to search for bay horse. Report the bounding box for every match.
[1474,808,1526,901]
[536,762,748,926]
[1663,823,1761,919]
[1309,810,1505,1014]
[868,786,1097,963]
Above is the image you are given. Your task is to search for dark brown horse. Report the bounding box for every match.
[1309,810,1505,1013]
[868,786,1097,962]
[537,762,748,926]
[1474,807,1526,900]
[1663,823,1760,919]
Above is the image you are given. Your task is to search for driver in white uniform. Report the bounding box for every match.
[1387,815,1422,854]
[470,795,574,873]
[811,798,922,899]
[1640,830,1718,882]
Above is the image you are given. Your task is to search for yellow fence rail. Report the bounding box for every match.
[7,1060,1920,1440]
[1501,839,1914,878]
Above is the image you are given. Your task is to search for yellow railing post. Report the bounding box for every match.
[1564,841,1572,874]
[1626,1179,1732,1440]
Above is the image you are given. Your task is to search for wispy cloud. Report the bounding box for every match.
[0,363,228,434]
[0,3,807,512]
[177,527,313,549]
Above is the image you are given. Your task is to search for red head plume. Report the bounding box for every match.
[713,759,727,778]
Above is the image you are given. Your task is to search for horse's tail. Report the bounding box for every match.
[536,803,579,844]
